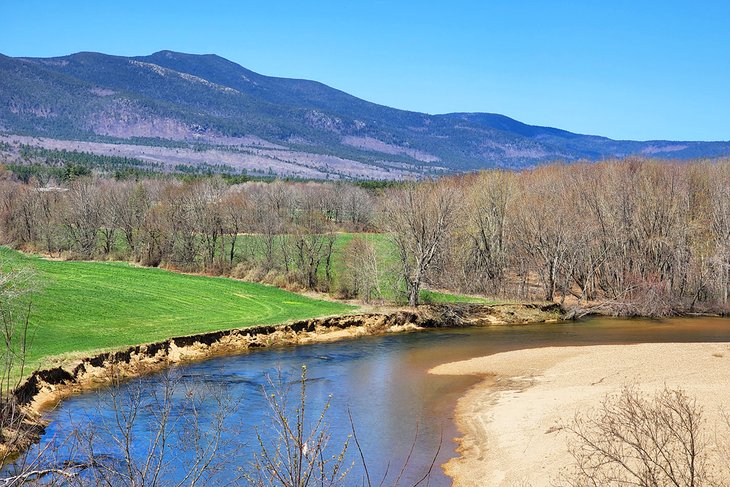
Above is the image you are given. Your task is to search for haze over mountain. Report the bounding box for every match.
[2,50,729,179]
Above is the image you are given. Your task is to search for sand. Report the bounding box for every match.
[430,342,730,486]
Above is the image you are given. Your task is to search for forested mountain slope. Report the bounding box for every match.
[2,50,729,178]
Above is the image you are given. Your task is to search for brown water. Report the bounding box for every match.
[24,316,730,485]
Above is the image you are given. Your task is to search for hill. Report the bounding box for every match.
[2,50,729,179]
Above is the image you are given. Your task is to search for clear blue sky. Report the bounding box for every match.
[2,0,729,141]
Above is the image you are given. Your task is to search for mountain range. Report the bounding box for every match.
[2,50,729,179]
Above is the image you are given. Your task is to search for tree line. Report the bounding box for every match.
[0,175,376,294]
[0,158,728,314]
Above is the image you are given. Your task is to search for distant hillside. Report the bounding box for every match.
[1,50,729,179]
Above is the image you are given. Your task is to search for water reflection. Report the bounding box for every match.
[19,317,730,485]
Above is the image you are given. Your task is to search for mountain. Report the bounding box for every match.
[1,50,729,179]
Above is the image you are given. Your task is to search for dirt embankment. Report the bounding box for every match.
[6,303,562,459]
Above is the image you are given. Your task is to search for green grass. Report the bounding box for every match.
[0,247,355,372]
[112,230,492,304]
[325,232,399,291]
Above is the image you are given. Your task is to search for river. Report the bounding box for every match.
[20,316,730,485]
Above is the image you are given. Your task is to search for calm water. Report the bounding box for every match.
[23,317,730,485]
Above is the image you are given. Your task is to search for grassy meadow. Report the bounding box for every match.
[0,247,355,372]
[0,231,490,374]
[109,231,487,303]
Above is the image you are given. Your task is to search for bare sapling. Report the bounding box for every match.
[560,385,730,487]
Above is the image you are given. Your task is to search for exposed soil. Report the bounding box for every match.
[0,134,423,180]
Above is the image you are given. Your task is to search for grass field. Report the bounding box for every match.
[0,248,356,372]
[110,231,491,304]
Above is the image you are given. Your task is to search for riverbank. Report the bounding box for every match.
[430,341,730,486]
[3,302,562,461]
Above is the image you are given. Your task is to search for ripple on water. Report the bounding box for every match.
[14,316,730,486]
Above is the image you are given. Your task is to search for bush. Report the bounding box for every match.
[560,386,730,486]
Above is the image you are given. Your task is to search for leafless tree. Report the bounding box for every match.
[464,170,513,295]
[560,386,728,487]
[195,178,226,270]
[68,373,238,487]
[247,366,350,487]
[110,181,151,257]
[383,182,459,306]
[0,261,45,487]
[33,187,66,256]
[98,182,121,256]
[159,183,200,269]
[510,167,572,302]
[709,164,730,305]
[62,178,102,258]
[1,159,729,314]
[340,185,373,230]
[0,182,36,248]
[136,208,162,267]
[339,236,382,302]
[6,372,240,487]
[221,188,251,265]
[291,185,336,291]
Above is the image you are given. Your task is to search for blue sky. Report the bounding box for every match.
[2,0,729,141]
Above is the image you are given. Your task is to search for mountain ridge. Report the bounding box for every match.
[2,50,729,179]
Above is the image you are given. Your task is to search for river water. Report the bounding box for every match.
[23,317,730,485]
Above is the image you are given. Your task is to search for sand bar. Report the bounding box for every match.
[430,342,730,486]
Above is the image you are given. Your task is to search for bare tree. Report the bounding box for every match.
[510,166,571,302]
[8,372,241,487]
[33,187,66,256]
[160,183,201,269]
[291,185,336,291]
[63,178,102,258]
[709,164,730,305]
[464,170,513,295]
[98,181,121,256]
[246,365,351,487]
[0,182,36,248]
[195,178,226,270]
[340,185,373,230]
[339,236,382,302]
[560,386,726,487]
[221,188,251,265]
[383,182,459,306]
[0,261,44,486]
[1,159,729,314]
[110,181,151,257]
[137,199,172,268]
[248,181,293,272]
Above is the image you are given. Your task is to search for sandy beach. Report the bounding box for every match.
[430,342,730,486]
